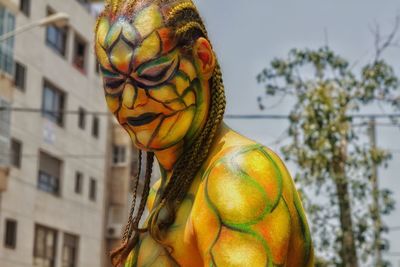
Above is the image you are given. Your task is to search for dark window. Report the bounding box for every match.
[45,8,68,56]
[0,5,16,75]
[73,35,87,73]
[42,81,65,126]
[78,108,86,130]
[89,178,97,201]
[74,171,83,194]
[38,152,62,196]
[95,59,100,74]
[14,61,26,91]
[112,145,126,165]
[92,116,99,138]
[33,225,57,267]
[10,138,22,168]
[62,233,79,267]
[4,219,17,249]
[19,0,30,17]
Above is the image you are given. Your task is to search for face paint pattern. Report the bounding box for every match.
[96,4,202,150]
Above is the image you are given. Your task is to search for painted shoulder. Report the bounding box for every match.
[198,139,314,266]
[203,143,284,226]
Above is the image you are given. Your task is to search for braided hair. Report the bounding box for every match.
[101,1,226,266]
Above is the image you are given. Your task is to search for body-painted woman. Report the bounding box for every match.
[95,0,314,266]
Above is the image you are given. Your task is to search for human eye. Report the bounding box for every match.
[132,51,179,88]
[101,67,126,94]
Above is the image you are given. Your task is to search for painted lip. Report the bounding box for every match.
[126,113,160,127]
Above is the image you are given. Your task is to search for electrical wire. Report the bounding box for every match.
[1,107,400,119]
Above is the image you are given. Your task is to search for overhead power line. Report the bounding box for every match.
[0,107,109,116]
[1,107,400,120]
[225,114,400,119]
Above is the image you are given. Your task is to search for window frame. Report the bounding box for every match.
[89,178,97,201]
[4,219,17,249]
[72,33,87,74]
[74,171,83,194]
[14,61,26,91]
[112,145,127,165]
[0,5,16,75]
[10,138,22,168]
[45,7,68,57]
[19,0,30,17]
[42,80,66,127]
[62,233,79,267]
[78,107,86,130]
[33,224,57,267]
[91,116,99,138]
[37,151,62,196]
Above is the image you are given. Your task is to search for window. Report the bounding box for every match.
[89,178,97,201]
[95,59,100,74]
[38,152,62,196]
[92,116,99,138]
[14,61,26,91]
[42,81,65,126]
[78,108,86,130]
[10,138,22,168]
[74,171,83,194]
[34,225,57,267]
[0,5,15,75]
[4,219,17,249]
[112,145,126,165]
[45,8,68,56]
[19,0,30,17]
[73,35,87,73]
[62,234,78,267]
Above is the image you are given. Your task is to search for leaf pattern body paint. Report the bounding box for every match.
[123,127,314,267]
[95,2,314,267]
[96,4,207,151]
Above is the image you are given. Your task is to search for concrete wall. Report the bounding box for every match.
[0,0,109,266]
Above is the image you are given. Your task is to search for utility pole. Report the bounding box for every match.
[369,117,383,266]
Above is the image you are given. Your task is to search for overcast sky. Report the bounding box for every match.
[193,0,400,263]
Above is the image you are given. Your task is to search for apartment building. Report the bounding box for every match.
[0,0,110,266]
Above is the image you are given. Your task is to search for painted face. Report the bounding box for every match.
[95,4,206,151]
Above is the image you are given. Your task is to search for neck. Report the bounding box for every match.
[154,142,184,175]
[153,78,212,187]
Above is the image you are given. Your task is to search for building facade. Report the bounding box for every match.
[0,0,110,266]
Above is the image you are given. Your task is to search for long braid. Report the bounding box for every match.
[122,150,142,242]
[146,3,226,243]
[111,151,154,267]
[103,1,226,265]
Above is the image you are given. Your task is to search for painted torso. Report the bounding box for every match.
[125,125,314,267]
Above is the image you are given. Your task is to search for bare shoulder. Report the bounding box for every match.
[202,140,285,225]
[192,126,314,266]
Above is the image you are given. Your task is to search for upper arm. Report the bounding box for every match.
[194,145,313,267]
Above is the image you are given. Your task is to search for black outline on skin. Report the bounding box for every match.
[202,145,309,267]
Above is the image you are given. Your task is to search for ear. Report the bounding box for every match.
[193,37,216,80]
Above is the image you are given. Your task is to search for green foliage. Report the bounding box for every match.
[257,47,398,265]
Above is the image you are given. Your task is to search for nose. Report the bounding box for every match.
[122,83,149,109]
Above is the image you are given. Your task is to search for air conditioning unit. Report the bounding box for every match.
[106,223,123,239]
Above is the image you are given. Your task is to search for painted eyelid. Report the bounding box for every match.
[138,59,175,78]
[101,67,122,79]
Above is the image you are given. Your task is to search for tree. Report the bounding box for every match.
[257,44,399,266]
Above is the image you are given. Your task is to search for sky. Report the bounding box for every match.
[194,0,400,264]
[95,0,400,264]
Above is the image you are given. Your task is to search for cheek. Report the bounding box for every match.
[105,94,121,113]
[179,58,197,81]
